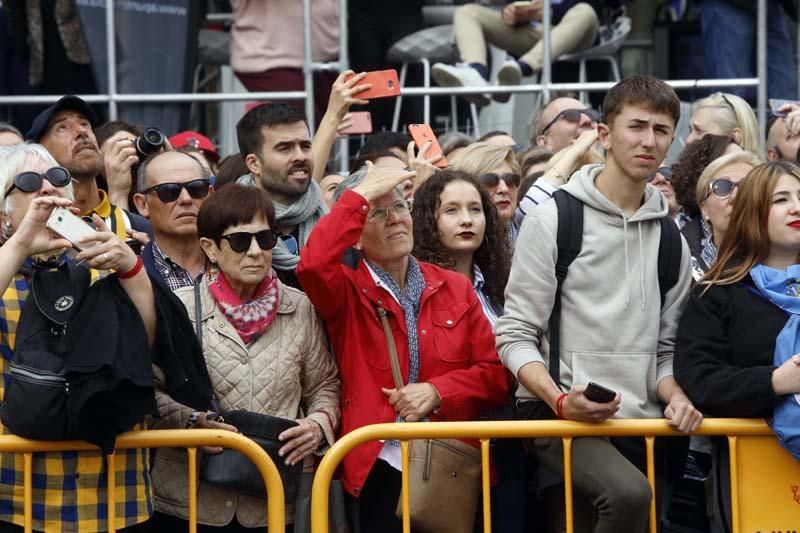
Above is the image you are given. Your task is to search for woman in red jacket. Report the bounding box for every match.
[296,162,509,531]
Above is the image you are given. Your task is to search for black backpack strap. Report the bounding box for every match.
[549,190,583,385]
[657,217,682,308]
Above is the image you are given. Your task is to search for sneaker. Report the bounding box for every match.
[495,60,522,103]
[431,63,490,106]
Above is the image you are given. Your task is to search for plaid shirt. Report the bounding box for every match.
[0,260,152,532]
[151,241,204,291]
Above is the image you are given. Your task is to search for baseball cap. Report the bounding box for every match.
[26,95,98,142]
[169,130,219,162]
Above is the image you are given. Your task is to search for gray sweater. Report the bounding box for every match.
[495,164,693,419]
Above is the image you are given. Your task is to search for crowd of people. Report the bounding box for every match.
[3,32,800,533]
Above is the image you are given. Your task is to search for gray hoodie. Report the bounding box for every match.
[495,164,692,419]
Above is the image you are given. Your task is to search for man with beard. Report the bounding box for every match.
[26,96,151,240]
[134,151,212,290]
[235,102,326,289]
[766,102,800,163]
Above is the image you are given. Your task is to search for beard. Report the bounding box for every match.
[66,142,103,179]
[258,161,313,200]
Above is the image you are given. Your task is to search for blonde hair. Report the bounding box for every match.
[695,150,763,207]
[692,92,760,155]
[448,142,521,176]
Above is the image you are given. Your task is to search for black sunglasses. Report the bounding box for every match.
[220,229,279,253]
[6,166,71,195]
[647,167,673,182]
[143,178,211,203]
[540,108,601,136]
[478,173,521,188]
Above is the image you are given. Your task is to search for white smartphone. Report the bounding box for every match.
[46,207,97,250]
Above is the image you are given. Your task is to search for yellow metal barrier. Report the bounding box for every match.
[310,419,800,533]
[0,429,285,533]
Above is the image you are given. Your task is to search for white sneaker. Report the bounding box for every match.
[431,63,491,106]
[495,60,522,103]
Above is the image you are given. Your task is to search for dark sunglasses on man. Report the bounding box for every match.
[6,166,72,195]
[539,108,601,136]
[142,178,211,203]
[220,229,280,253]
[478,172,521,188]
[707,177,740,199]
[647,167,672,182]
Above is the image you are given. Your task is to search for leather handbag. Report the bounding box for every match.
[200,410,303,502]
[375,306,481,533]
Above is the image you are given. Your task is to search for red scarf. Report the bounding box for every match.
[206,267,279,345]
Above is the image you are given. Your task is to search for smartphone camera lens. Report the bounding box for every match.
[387,80,394,89]
[57,216,63,222]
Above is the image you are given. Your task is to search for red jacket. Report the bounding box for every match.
[297,190,509,497]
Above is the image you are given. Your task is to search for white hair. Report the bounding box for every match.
[0,144,74,215]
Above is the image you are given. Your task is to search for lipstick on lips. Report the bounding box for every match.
[788,221,800,228]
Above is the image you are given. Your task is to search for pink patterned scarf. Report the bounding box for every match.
[206,267,279,345]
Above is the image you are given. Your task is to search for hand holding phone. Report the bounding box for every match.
[345,70,400,100]
[583,382,617,404]
[45,207,97,251]
[338,111,373,136]
[408,124,447,169]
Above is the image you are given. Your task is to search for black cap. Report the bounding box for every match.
[26,95,98,142]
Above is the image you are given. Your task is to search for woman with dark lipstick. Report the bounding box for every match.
[675,160,800,531]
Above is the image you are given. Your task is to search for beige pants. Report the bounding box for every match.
[453,3,599,71]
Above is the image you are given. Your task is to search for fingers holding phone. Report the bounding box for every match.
[561,383,620,423]
[329,70,371,119]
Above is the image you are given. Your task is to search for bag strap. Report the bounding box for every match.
[377,306,405,389]
[657,216,682,307]
[550,190,583,385]
[194,280,203,353]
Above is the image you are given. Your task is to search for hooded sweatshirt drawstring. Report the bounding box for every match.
[638,222,647,310]
[622,216,631,309]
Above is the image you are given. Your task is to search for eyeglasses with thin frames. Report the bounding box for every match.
[367,200,411,222]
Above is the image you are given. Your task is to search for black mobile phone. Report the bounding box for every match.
[125,239,144,255]
[584,382,616,403]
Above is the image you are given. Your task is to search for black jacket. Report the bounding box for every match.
[675,280,786,418]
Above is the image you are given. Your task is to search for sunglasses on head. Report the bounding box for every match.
[6,166,71,196]
[142,178,211,203]
[540,108,601,136]
[647,167,673,182]
[478,173,521,188]
[708,177,740,199]
[220,229,279,253]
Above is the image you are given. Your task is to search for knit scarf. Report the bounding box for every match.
[235,173,328,271]
[750,263,800,460]
[206,267,279,345]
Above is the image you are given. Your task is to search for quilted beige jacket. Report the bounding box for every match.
[150,279,340,528]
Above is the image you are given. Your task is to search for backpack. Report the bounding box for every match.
[0,264,92,441]
[547,189,683,382]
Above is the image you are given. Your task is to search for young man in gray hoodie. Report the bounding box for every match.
[495,75,702,533]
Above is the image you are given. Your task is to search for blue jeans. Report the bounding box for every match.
[697,0,797,100]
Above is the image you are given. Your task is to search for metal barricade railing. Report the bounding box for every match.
[0,429,285,533]
[310,418,796,533]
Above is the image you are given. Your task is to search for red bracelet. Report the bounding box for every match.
[116,256,144,279]
[555,393,567,419]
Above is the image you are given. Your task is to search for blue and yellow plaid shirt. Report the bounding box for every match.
[0,259,153,532]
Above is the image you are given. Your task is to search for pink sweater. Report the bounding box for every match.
[230,0,340,73]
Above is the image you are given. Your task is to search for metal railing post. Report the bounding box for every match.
[542,0,552,103]
[757,0,767,151]
[302,0,316,135]
[337,0,349,174]
[105,0,118,120]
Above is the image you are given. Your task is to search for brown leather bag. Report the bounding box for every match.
[376,306,481,533]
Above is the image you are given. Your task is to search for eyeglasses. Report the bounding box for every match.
[278,234,299,255]
[478,173,521,188]
[142,178,211,203]
[367,200,411,222]
[539,108,601,136]
[6,166,72,195]
[219,229,279,253]
[647,167,673,182]
[708,177,741,199]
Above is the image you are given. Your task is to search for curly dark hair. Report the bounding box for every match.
[411,170,510,309]
[671,134,736,218]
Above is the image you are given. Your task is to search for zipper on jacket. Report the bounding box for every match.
[9,364,66,387]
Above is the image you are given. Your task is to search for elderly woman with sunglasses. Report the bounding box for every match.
[691,151,763,279]
[448,142,522,245]
[296,163,509,531]
[150,184,340,531]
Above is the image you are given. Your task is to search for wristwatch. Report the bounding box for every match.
[186,411,202,429]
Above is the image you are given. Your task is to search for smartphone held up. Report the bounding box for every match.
[408,124,448,168]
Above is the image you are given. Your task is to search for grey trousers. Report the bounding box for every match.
[534,437,653,533]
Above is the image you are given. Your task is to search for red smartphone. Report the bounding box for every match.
[339,111,373,135]
[347,69,400,99]
[408,124,447,168]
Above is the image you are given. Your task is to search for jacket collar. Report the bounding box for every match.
[353,257,445,308]
[196,275,297,321]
